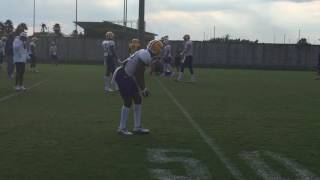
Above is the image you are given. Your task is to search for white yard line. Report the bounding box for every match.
[156,79,245,180]
[0,79,48,103]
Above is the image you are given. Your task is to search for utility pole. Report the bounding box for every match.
[123,0,128,27]
[298,29,301,41]
[213,25,216,39]
[75,0,78,33]
[33,0,36,35]
[138,0,145,46]
[283,34,286,44]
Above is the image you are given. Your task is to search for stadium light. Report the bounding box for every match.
[33,0,36,35]
[75,0,78,33]
[138,0,145,45]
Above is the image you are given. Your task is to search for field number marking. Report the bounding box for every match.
[240,151,320,180]
[157,78,244,180]
[148,148,211,180]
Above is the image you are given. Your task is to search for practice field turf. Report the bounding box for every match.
[0,64,320,180]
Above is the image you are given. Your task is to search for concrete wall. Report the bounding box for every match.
[35,37,320,70]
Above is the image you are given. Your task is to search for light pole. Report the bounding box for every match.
[75,0,78,33]
[138,0,145,45]
[123,0,128,27]
[33,0,36,35]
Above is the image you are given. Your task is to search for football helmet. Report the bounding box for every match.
[105,31,114,40]
[147,40,163,56]
[183,34,190,41]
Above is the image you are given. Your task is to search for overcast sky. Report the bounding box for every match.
[0,0,319,43]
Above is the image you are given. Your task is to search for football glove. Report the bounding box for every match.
[141,88,151,97]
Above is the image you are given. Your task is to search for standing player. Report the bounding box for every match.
[0,37,6,70]
[13,32,28,91]
[174,48,182,76]
[102,31,118,92]
[161,36,174,77]
[113,40,163,135]
[316,52,320,80]
[49,41,58,65]
[5,26,15,79]
[29,37,38,72]
[177,34,196,82]
[129,38,141,55]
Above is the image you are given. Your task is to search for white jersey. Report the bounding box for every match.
[163,44,172,58]
[124,49,152,77]
[183,40,193,57]
[13,37,28,63]
[29,42,36,55]
[102,40,115,57]
[0,41,5,55]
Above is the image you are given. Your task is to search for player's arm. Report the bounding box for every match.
[110,45,118,59]
[134,61,150,97]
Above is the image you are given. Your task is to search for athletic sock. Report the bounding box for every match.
[134,104,142,128]
[177,72,183,81]
[104,76,110,89]
[119,106,130,130]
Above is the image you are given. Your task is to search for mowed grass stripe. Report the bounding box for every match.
[0,79,48,103]
[156,78,245,180]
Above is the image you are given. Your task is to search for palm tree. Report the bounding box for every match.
[16,23,28,35]
[4,19,14,34]
[41,23,48,32]
[53,23,61,36]
[0,22,4,36]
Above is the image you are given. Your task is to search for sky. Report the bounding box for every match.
[0,0,319,44]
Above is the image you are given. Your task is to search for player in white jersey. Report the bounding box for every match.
[161,36,174,77]
[29,37,38,72]
[177,34,196,82]
[102,31,118,92]
[112,40,163,136]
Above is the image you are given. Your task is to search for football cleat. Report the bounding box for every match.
[20,86,27,91]
[118,129,133,136]
[14,86,21,91]
[133,127,150,134]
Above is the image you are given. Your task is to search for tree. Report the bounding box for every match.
[0,22,4,36]
[297,38,309,45]
[4,19,14,34]
[41,23,48,33]
[16,23,28,35]
[53,23,62,36]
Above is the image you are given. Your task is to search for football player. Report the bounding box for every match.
[129,38,141,55]
[161,36,174,77]
[13,32,28,91]
[0,37,6,69]
[29,37,38,72]
[112,40,163,136]
[102,31,118,92]
[177,34,196,82]
[316,52,320,80]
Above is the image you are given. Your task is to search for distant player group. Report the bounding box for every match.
[0,21,60,91]
[101,31,196,135]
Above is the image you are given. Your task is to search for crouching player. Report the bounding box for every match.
[102,31,118,92]
[112,40,163,135]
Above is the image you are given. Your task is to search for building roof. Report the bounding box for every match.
[75,21,156,39]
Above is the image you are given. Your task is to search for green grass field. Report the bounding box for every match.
[0,64,320,180]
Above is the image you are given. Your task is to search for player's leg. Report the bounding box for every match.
[187,56,196,82]
[115,68,134,135]
[20,63,26,90]
[177,58,185,81]
[105,56,116,92]
[132,93,149,134]
[104,57,111,91]
[7,56,14,79]
[14,62,21,90]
